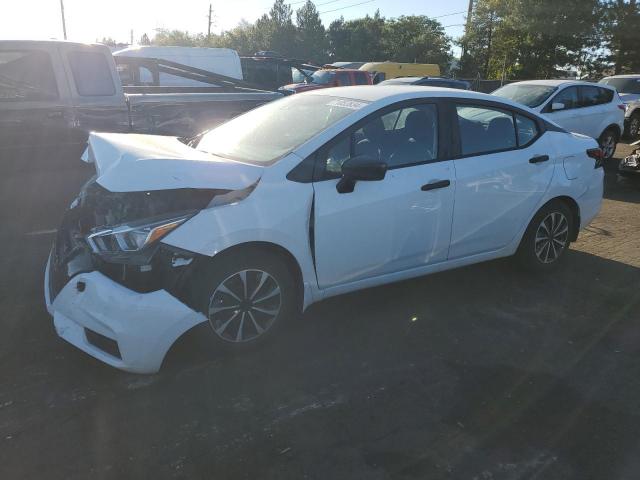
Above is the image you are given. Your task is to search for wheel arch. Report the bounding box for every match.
[544,196,581,242]
[187,241,306,314]
[602,123,622,140]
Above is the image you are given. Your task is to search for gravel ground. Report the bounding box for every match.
[0,144,638,479]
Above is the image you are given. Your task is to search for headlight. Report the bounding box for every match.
[86,215,190,255]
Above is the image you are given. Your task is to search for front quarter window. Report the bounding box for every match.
[196,95,369,164]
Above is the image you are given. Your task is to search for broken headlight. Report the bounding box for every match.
[87,214,191,259]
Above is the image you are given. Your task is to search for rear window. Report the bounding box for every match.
[599,77,640,94]
[67,51,116,96]
[0,50,58,101]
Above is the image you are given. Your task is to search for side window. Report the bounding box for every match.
[321,103,438,178]
[580,86,603,107]
[355,72,368,85]
[552,87,579,109]
[599,87,614,103]
[67,51,116,96]
[456,105,516,156]
[0,50,58,101]
[515,114,539,147]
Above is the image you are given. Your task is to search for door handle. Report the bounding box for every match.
[529,155,549,164]
[421,179,450,191]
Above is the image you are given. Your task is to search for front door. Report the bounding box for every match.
[450,103,555,259]
[313,102,455,288]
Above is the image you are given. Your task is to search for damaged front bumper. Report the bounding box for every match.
[45,252,206,373]
[619,149,640,178]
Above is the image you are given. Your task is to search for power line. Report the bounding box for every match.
[288,0,341,6]
[432,10,467,19]
[319,0,376,14]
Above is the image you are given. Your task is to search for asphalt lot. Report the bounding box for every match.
[1,145,639,479]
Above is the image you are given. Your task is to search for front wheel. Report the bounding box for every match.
[599,128,618,160]
[626,113,640,139]
[195,250,298,350]
[516,201,574,272]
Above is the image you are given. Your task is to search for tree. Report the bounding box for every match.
[458,0,602,79]
[605,0,640,74]
[152,29,204,46]
[295,1,327,62]
[383,16,452,68]
[327,11,386,61]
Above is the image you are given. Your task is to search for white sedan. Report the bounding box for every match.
[45,86,604,373]
[493,80,625,159]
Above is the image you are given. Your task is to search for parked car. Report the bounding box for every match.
[278,68,371,94]
[618,139,640,179]
[0,40,280,161]
[360,62,441,84]
[377,76,470,89]
[45,86,604,373]
[113,46,243,86]
[493,80,625,159]
[599,74,640,138]
[325,61,366,70]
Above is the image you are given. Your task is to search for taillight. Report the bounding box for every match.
[587,147,604,168]
[617,104,626,111]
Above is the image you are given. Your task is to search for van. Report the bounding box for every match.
[360,62,441,84]
[113,46,242,86]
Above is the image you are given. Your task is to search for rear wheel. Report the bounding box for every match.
[516,201,574,272]
[599,128,618,160]
[626,113,640,139]
[195,249,298,350]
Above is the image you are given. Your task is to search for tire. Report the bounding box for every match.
[599,128,618,160]
[516,200,574,272]
[193,249,298,351]
[625,113,640,139]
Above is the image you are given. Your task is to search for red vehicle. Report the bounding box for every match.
[278,68,372,94]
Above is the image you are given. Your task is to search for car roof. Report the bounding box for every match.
[305,85,533,110]
[507,79,609,88]
[602,74,640,79]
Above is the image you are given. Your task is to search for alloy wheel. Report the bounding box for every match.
[534,212,569,264]
[630,117,640,138]
[208,269,282,343]
[600,132,616,159]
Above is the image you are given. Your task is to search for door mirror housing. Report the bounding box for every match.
[336,155,387,193]
[551,102,566,111]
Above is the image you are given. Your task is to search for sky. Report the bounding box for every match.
[2,0,469,55]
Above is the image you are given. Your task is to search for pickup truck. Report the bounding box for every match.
[0,40,281,167]
[0,40,280,238]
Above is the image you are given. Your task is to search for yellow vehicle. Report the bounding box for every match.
[359,62,441,84]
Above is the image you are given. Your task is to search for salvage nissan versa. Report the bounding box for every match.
[45,86,604,373]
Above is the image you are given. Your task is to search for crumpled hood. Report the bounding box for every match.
[82,132,263,193]
[281,82,326,93]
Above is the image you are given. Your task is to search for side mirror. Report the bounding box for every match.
[336,155,387,193]
[551,102,566,111]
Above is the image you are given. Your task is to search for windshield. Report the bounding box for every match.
[197,95,369,163]
[600,77,640,94]
[493,84,557,107]
[309,70,336,84]
[292,68,314,84]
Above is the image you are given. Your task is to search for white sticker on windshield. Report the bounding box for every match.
[326,99,368,110]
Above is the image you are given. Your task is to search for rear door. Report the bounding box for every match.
[578,85,614,139]
[449,102,555,259]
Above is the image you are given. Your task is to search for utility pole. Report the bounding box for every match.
[207,4,213,38]
[461,0,474,59]
[130,29,134,45]
[59,0,67,40]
